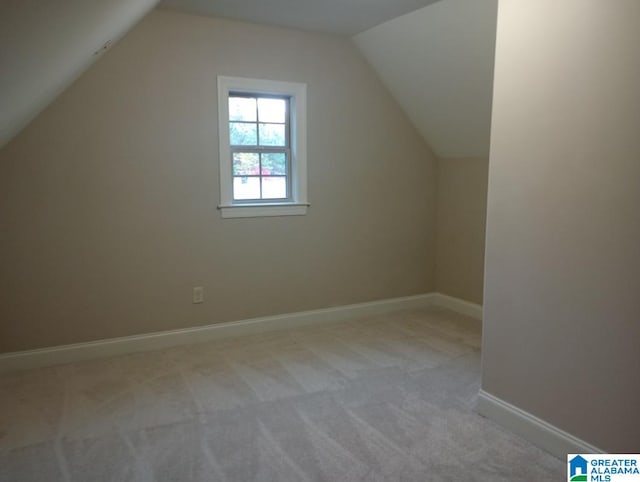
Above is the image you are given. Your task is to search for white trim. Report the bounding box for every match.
[0,293,437,373]
[219,203,308,219]
[0,293,485,373]
[430,292,483,320]
[477,390,603,458]
[217,76,307,218]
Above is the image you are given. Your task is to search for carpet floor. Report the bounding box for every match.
[0,307,564,481]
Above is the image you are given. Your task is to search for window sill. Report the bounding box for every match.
[218,202,309,219]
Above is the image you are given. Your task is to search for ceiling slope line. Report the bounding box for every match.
[0,0,161,149]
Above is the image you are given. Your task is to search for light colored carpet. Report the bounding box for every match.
[0,307,564,481]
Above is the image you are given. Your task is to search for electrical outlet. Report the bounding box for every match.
[192,286,204,304]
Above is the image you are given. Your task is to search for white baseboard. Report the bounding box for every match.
[0,292,483,373]
[0,293,440,373]
[430,292,483,320]
[477,390,603,458]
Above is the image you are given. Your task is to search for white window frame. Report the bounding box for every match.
[217,76,308,218]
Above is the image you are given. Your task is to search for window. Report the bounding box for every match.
[217,76,308,218]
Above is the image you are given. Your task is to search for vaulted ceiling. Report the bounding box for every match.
[0,0,160,148]
[0,0,497,157]
[355,0,498,158]
[159,0,442,35]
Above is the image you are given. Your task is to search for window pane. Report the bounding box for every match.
[262,176,287,199]
[229,97,256,122]
[259,123,286,146]
[230,122,257,146]
[258,98,286,123]
[233,176,260,200]
[233,152,260,175]
[261,153,287,175]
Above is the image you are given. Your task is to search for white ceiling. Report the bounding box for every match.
[0,0,497,158]
[160,0,442,35]
[354,0,498,158]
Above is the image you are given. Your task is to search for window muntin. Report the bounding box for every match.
[229,94,291,202]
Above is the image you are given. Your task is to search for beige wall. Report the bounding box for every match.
[436,158,488,305]
[483,0,640,451]
[0,10,437,352]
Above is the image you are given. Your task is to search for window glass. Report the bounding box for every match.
[258,98,286,123]
[258,123,286,146]
[233,177,261,200]
[229,122,257,146]
[261,153,287,175]
[232,153,260,175]
[228,95,289,201]
[229,97,257,122]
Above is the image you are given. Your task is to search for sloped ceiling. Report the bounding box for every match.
[160,0,442,35]
[0,0,497,156]
[0,0,159,149]
[354,0,498,158]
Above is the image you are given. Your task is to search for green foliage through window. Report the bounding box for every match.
[229,94,290,201]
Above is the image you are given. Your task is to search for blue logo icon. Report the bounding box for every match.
[570,455,588,481]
